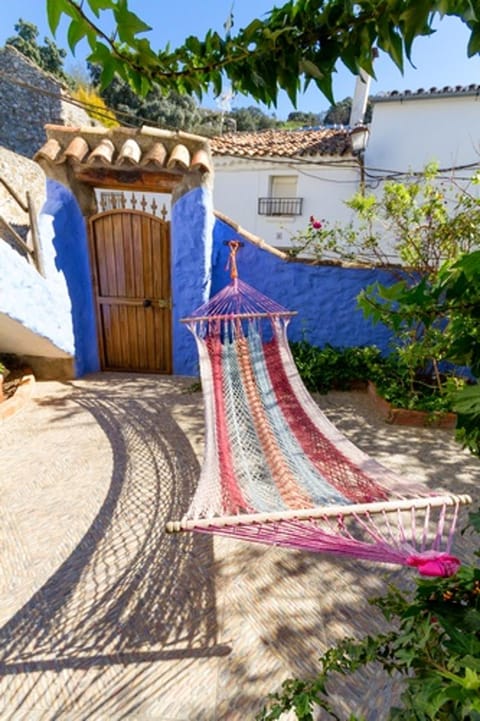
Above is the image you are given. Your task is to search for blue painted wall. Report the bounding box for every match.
[2,179,394,378]
[211,215,394,354]
[0,179,98,375]
[171,186,214,375]
[43,180,100,376]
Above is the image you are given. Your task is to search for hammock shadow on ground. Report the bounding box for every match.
[315,390,480,502]
[0,375,226,721]
[211,535,410,720]
[1,381,478,721]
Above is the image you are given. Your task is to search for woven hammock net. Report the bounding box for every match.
[167,246,471,577]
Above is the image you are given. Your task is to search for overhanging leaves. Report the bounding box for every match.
[46,0,480,105]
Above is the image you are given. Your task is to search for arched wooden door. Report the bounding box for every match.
[89,210,172,373]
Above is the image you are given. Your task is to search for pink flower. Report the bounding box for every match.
[309,215,323,230]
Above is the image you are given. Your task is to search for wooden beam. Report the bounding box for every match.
[75,167,182,193]
[27,192,45,277]
[0,176,28,212]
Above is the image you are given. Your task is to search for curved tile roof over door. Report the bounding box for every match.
[34,124,213,176]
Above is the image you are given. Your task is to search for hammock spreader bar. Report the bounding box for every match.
[166,494,471,532]
[167,242,472,576]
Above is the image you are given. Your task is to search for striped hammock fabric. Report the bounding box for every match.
[166,246,471,577]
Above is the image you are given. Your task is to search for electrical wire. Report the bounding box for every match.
[1,68,480,184]
[0,69,180,131]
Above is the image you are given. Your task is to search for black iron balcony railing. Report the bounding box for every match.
[258,197,303,216]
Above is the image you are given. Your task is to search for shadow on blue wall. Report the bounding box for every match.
[44,179,99,376]
[171,187,213,376]
[212,217,394,353]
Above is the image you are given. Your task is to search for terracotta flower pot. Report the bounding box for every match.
[367,381,457,429]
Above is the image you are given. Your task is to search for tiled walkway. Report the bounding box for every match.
[1,374,479,721]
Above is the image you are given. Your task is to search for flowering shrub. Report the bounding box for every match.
[72,85,119,128]
[287,169,480,456]
[287,164,480,273]
[287,215,345,260]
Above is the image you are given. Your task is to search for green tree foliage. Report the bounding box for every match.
[259,510,480,720]
[287,111,323,126]
[227,106,278,131]
[46,0,480,107]
[89,64,278,132]
[6,19,70,85]
[324,96,373,125]
[88,64,202,130]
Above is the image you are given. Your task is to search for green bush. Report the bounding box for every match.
[289,340,464,413]
[258,511,480,721]
[359,251,480,452]
[289,342,385,394]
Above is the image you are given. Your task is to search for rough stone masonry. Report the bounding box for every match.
[0,44,94,159]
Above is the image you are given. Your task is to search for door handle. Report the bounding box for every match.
[143,298,152,308]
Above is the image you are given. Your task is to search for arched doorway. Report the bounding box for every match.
[89,209,172,373]
[34,124,214,376]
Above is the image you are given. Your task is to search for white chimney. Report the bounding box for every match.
[349,69,371,127]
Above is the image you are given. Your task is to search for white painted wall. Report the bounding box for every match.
[358,93,480,262]
[366,94,480,175]
[213,93,480,260]
[213,158,361,250]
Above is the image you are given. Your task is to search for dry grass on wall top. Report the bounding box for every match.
[71,86,119,128]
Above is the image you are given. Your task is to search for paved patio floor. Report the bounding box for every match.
[0,374,479,721]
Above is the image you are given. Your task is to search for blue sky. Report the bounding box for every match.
[1,1,479,119]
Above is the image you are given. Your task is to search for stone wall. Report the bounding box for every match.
[0,45,94,159]
[0,145,46,227]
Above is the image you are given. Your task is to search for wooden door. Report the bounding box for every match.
[89,210,172,373]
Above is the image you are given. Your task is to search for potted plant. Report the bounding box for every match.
[289,165,480,445]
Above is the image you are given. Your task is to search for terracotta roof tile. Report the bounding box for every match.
[141,142,167,169]
[166,143,190,170]
[64,136,89,163]
[118,138,141,165]
[209,128,353,158]
[34,125,213,176]
[373,84,480,102]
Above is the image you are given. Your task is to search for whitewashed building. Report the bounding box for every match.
[366,85,480,177]
[211,84,480,256]
[210,128,362,252]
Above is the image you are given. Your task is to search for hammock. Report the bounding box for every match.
[166,242,471,577]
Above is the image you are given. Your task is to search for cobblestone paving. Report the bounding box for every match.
[0,374,479,721]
